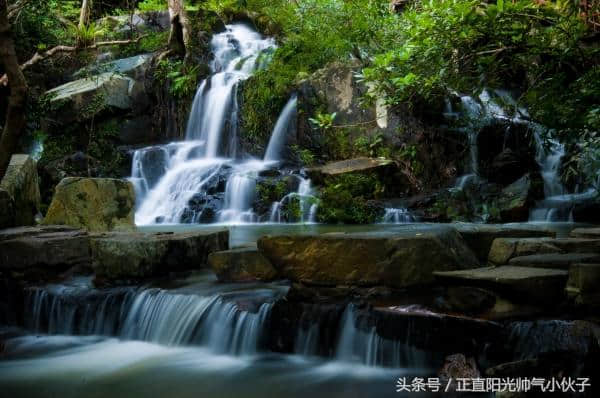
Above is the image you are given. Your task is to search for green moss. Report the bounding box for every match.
[317,174,383,224]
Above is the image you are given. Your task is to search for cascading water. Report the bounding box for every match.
[381,208,414,224]
[268,176,318,223]
[131,24,277,225]
[264,95,297,162]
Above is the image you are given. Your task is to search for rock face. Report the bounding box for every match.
[208,247,278,282]
[489,237,600,265]
[454,224,555,263]
[0,154,41,226]
[496,174,543,222]
[0,226,91,278]
[91,229,229,281]
[43,178,135,232]
[434,266,568,304]
[571,227,600,239]
[0,189,15,229]
[257,228,479,288]
[508,253,600,269]
[566,263,600,307]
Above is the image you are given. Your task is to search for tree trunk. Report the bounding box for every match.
[168,0,191,59]
[0,0,28,181]
[79,0,91,28]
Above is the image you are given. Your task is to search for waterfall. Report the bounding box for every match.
[381,208,414,224]
[264,95,297,162]
[268,176,318,223]
[23,280,275,355]
[131,24,276,225]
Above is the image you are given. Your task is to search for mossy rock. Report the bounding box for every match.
[43,177,135,232]
[0,154,41,226]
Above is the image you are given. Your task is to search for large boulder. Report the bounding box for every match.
[91,229,229,281]
[0,189,15,229]
[45,63,149,124]
[257,228,479,288]
[0,154,41,226]
[496,174,543,222]
[306,157,397,182]
[43,177,135,232]
[208,247,278,282]
[0,226,91,279]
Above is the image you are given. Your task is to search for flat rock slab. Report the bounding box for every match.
[91,229,229,281]
[434,266,568,304]
[208,247,277,282]
[258,228,479,288]
[454,224,556,262]
[0,226,90,274]
[305,157,398,184]
[570,228,600,239]
[508,253,600,269]
[489,237,600,265]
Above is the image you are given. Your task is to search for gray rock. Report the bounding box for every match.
[508,253,600,269]
[258,228,479,288]
[306,157,397,183]
[571,227,600,239]
[0,226,91,277]
[74,53,153,81]
[43,177,135,232]
[208,247,278,282]
[91,229,229,281]
[0,154,41,226]
[434,266,569,304]
[496,174,541,222]
[454,223,555,263]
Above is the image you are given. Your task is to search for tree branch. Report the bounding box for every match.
[0,35,148,86]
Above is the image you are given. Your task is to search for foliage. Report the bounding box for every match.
[137,0,168,12]
[70,22,103,48]
[317,174,383,223]
[309,112,337,130]
[155,59,200,98]
[292,145,316,166]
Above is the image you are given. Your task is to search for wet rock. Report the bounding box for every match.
[489,237,600,265]
[571,198,600,224]
[454,224,555,263]
[0,226,91,279]
[0,189,15,229]
[438,353,480,392]
[488,148,533,186]
[74,53,153,81]
[508,253,600,269]
[566,263,600,307]
[571,227,600,239]
[496,173,543,222]
[0,154,41,226]
[114,115,154,145]
[43,177,135,232]
[91,229,229,282]
[208,247,278,282]
[97,11,170,33]
[258,228,479,288]
[434,266,569,304]
[437,286,496,315]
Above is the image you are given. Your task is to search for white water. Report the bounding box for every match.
[264,95,297,162]
[268,176,318,223]
[381,208,414,224]
[131,24,315,225]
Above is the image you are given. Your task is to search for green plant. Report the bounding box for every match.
[317,174,383,224]
[309,112,337,130]
[70,22,103,47]
[155,59,200,98]
[137,0,168,12]
[292,145,316,166]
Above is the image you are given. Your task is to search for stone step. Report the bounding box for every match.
[433,266,569,304]
[257,227,479,289]
[208,247,277,282]
[91,229,229,282]
[489,237,600,265]
[508,253,600,269]
[454,224,556,263]
[570,228,600,239]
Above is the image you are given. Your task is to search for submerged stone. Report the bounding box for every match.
[258,228,479,288]
[43,177,135,232]
[91,229,229,282]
